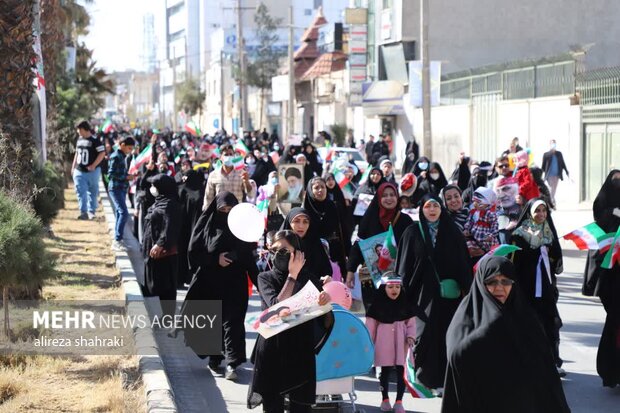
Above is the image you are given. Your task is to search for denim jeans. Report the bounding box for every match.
[109,187,129,241]
[73,168,100,214]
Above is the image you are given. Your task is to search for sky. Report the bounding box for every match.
[82,0,165,73]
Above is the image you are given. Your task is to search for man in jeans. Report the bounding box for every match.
[541,139,569,205]
[72,120,106,220]
[108,136,136,250]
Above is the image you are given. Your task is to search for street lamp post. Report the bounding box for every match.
[420,0,432,158]
[287,5,295,138]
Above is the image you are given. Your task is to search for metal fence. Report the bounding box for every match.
[577,66,620,106]
[441,58,576,105]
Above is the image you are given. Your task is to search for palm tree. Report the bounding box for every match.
[0,0,37,200]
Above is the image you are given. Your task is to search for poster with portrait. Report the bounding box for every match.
[278,164,305,215]
[353,193,374,216]
[251,281,332,339]
[358,231,394,288]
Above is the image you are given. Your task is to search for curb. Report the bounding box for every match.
[99,183,178,413]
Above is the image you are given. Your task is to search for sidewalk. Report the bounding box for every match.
[121,209,619,413]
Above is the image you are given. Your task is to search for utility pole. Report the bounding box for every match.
[287,5,295,138]
[236,0,248,132]
[170,47,178,131]
[420,0,432,158]
[220,50,226,132]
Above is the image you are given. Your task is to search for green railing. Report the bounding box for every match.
[577,66,620,106]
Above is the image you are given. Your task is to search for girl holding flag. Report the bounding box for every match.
[345,182,413,312]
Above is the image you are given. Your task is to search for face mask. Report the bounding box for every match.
[222,156,233,167]
[270,177,278,185]
[271,250,291,273]
[149,186,159,197]
[551,143,557,150]
[418,162,428,170]
[273,144,279,151]
[430,173,440,181]
[246,158,255,165]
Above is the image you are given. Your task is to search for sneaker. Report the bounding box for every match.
[393,401,405,413]
[557,367,567,377]
[111,240,127,252]
[77,212,88,220]
[380,399,392,412]
[87,212,96,220]
[225,365,238,381]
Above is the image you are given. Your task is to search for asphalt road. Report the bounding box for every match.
[127,208,620,412]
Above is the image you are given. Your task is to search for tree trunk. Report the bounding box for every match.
[2,285,9,338]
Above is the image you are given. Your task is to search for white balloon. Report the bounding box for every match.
[227,203,265,242]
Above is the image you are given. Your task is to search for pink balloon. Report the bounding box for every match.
[323,281,353,310]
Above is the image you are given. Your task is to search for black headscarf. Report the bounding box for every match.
[280,207,333,278]
[302,177,339,238]
[461,166,488,206]
[366,280,416,323]
[593,169,620,233]
[187,191,238,272]
[449,156,471,191]
[148,174,179,207]
[418,161,448,196]
[442,256,570,413]
[353,167,385,197]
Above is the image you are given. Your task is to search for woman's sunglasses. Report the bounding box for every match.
[484,279,515,287]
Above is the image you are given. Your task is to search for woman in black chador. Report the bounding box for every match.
[583,169,620,387]
[281,207,333,279]
[176,168,204,287]
[141,174,181,320]
[248,230,332,413]
[511,198,564,375]
[395,194,472,391]
[302,177,347,273]
[345,182,413,312]
[181,191,259,380]
[441,256,570,413]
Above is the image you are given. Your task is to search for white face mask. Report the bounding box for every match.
[418,162,428,170]
[149,186,159,197]
[430,173,440,180]
[222,156,233,167]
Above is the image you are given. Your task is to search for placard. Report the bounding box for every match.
[278,164,305,213]
[358,231,394,288]
[252,281,332,339]
[353,193,374,217]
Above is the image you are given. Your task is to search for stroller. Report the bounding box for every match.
[313,304,374,412]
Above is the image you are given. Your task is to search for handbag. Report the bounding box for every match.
[418,221,461,299]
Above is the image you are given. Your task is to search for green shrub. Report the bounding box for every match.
[0,191,57,336]
[330,123,348,147]
[32,161,65,226]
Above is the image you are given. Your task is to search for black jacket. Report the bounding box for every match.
[541,150,569,180]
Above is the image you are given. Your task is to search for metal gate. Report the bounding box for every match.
[583,122,620,201]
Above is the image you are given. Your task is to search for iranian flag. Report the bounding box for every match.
[101,119,114,134]
[332,166,351,190]
[474,244,522,272]
[232,155,245,170]
[601,227,620,269]
[563,223,607,250]
[256,185,274,223]
[184,120,201,136]
[358,167,371,185]
[324,149,335,162]
[128,144,152,175]
[404,346,435,398]
[269,151,280,165]
[234,140,250,156]
[377,224,397,271]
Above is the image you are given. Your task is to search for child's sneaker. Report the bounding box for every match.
[393,401,405,413]
[380,399,392,412]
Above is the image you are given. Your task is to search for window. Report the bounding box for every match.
[314,0,323,9]
[304,9,312,16]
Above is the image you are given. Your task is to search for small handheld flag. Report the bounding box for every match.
[377,224,397,271]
